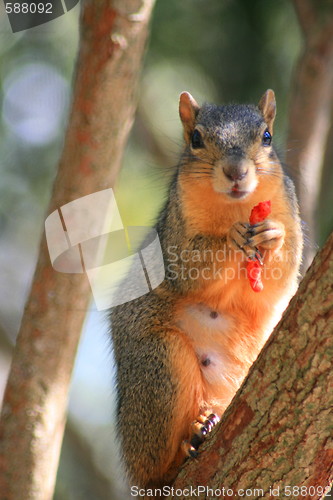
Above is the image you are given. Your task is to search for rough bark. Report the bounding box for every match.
[0,329,117,500]
[287,0,333,271]
[0,1,155,499]
[172,231,333,499]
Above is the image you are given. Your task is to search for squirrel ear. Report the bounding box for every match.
[258,89,276,134]
[179,92,200,143]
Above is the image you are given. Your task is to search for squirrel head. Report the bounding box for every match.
[179,90,278,201]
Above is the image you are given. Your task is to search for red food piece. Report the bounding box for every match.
[249,200,271,225]
[247,259,264,292]
[246,201,271,292]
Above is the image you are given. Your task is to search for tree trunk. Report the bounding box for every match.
[172,231,333,499]
[0,1,155,499]
[317,100,333,248]
[286,0,333,272]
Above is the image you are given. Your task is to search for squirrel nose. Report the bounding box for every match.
[223,166,248,182]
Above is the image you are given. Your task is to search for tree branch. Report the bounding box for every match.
[293,0,317,37]
[287,2,333,272]
[0,1,155,499]
[317,99,333,247]
[172,231,333,499]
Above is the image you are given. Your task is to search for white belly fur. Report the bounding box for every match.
[176,298,285,411]
[176,303,243,389]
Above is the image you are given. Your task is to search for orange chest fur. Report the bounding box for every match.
[179,174,286,236]
[173,177,297,377]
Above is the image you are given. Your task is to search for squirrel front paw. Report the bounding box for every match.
[227,219,285,259]
[247,219,285,252]
[227,222,258,259]
[182,413,220,458]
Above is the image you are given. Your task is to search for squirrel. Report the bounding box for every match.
[111,90,303,492]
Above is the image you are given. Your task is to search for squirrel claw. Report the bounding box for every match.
[184,413,220,458]
[181,441,199,458]
[227,222,258,259]
[190,433,205,449]
[248,249,263,265]
[189,448,199,458]
[248,219,285,251]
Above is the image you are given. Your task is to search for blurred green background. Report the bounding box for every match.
[0,1,331,499]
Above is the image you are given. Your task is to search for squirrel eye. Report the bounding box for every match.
[191,129,204,149]
[262,129,272,146]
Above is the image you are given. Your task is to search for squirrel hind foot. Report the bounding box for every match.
[182,413,220,458]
